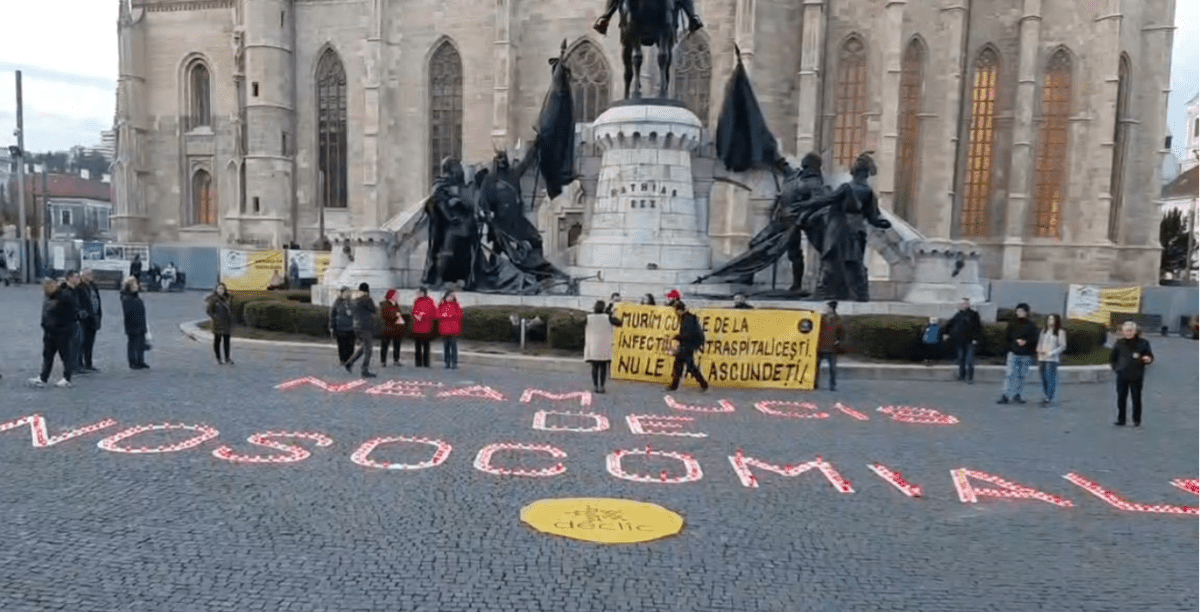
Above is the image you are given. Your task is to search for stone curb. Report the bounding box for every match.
[178,320,1114,384]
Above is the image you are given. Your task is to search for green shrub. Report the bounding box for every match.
[243,301,328,336]
[980,323,1007,357]
[228,290,306,324]
[841,315,927,361]
[547,310,588,350]
[1063,319,1107,355]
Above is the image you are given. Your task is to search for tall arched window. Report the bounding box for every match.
[674,35,711,123]
[429,40,463,183]
[1032,48,1073,238]
[317,48,348,209]
[565,40,611,123]
[960,48,1000,237]
[193,169,216,225]
[894,37,925,223]
[1107,54,1131,242]
[188,62,211,130]
[833,37,868,168]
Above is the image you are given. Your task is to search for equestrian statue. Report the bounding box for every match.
[594,0,703,99]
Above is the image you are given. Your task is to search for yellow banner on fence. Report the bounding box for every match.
[610,304,821,390]
[1066,285,1142,326]
[220,249,285,291]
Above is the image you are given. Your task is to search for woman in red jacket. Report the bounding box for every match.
[437,290,464,369]
[379,289,406,367]
[410,287,437,368]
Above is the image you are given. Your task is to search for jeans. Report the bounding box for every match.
[40,330,73,382]
[380,335,401,365]
[817,352,837,389]
[1003,353,1033,399]
[442,337,458,368]
[668,348,708,390]
[1039,361,1060,402]
[213,333,230,362]
[955,341,977,381]
[346,332,374,373]
[1115,377,1144,424]
[126,333,146,367]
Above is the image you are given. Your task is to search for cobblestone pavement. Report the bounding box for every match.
[0,285,1196,612]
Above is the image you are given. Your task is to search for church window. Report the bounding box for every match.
[192,169,216,225]
[252,82,259,97]
[188,62,211,130]
[564,40,611,123]
[317,48,348,208]
[1107,54,1131,242]
[1032,49,1073,238]
[429,40,464,183]
[674,35,711,124]
[894,37,925,224]
[960,48,999,237]
[833,36,868,169]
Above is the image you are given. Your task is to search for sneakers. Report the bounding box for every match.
[27,377,46,388]
[996,396,1010,404]
[55,378,72,388]
[361,371,377,378]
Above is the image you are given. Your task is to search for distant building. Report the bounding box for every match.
[1184,94,1199,172]
[48,198,113,240]
[1161,165,1198,280]
[5,173,114,240]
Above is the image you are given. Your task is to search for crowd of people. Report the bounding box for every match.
[327,284,464,378]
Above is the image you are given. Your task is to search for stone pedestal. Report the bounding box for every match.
[313,230,401,305]
[574,102,712,298]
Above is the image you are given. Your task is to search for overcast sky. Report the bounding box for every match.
[0,1,1196,158]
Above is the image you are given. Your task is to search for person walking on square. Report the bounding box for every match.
[29,279,76,388]
[410,287,437,368]
[998,303,1039,404]
[379,289,406,367]
[78,269,103,372]
[585,299,624,393]
[945,297,983,383]
[815,300,843,391]
[1036,314,1067,406]
[666,301,709,392]
[1110,321,1154,427]
[343,283,378,377]
[437,290,463,369]
[206,282,234,365]
[121,277,149,370]
[329,286,356,366]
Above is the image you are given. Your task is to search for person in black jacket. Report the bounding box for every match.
[1109,321,1154,426]
[78,269,103,372]
[121,277,149,369]
[28,279,76,388]
[61,271,84,376]
[328,286,357,365]
[666,301,709,392]
[206,283,234,365]
[944,297,983,383]
[998,303,1039,404]
[343,282,378,378]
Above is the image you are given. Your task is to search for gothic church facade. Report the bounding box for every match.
[113,0,1175,283]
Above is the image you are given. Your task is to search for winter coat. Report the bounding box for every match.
[1110,336,1154,381]
[1036,328,1068,363]
[328,297,355,334]
[436,300,464,337]
[674,311,706,352]
[59,285,82,324]
[380,301,406,337]
[817,314,844,354]
[584,313,622,362]
[206,293,233,335]
[351,294,378,335]
[41,292,76,332]
[1005,317,1039,356]
[79,282,102,329]
[946,308,983,344]
[410,296,438,338]
[121,289,147,336]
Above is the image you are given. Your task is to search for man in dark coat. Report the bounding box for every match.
[998,303,1039,404]
[29,279,77,387]
[1109,321,1154,427]
[61,271,84,376]
[666,301,709,392]
[121,277,149,369]
[343,282,378,378]
[944,297,983,383]
[78,269,103,372]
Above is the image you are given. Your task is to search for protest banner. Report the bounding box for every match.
[610,304,821,390]
[221,249,285,291]
[287,250,332,280]
[1066,285,1141,326]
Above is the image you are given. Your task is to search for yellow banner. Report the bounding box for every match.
[611,304,821,390]
[1066,285,1142,325]
[220,249,285,291]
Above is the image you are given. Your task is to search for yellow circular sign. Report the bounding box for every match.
[520,497,684,544]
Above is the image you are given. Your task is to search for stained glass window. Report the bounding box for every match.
[189,63,211,130]
[317,48,348,208]
[193,169,216,225]
[1032,49,1073,238]
[960,48,999,237]
[833,37,868,168]
[565,41,611,123]
[429,41,463,183]
[894,38,925,223]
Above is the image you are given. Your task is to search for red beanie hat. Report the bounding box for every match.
[385,289,397,301]
[666,289,682,301]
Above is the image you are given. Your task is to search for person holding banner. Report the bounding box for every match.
[1109,321,1154,427]
[665,301,709,392]
[584,299,623,393]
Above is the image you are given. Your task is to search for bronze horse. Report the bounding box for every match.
[618,0,678,99]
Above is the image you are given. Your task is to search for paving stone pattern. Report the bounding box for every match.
[0,286,1196,612]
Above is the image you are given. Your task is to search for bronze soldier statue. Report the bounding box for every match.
[841,152,892,301]
[774,152,827,292]
[423,157,479,288]
[594,0,702,35]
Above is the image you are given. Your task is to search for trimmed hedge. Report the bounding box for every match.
[228,290,311,325]
[243,301,328,336]
[843,312,1107,361]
